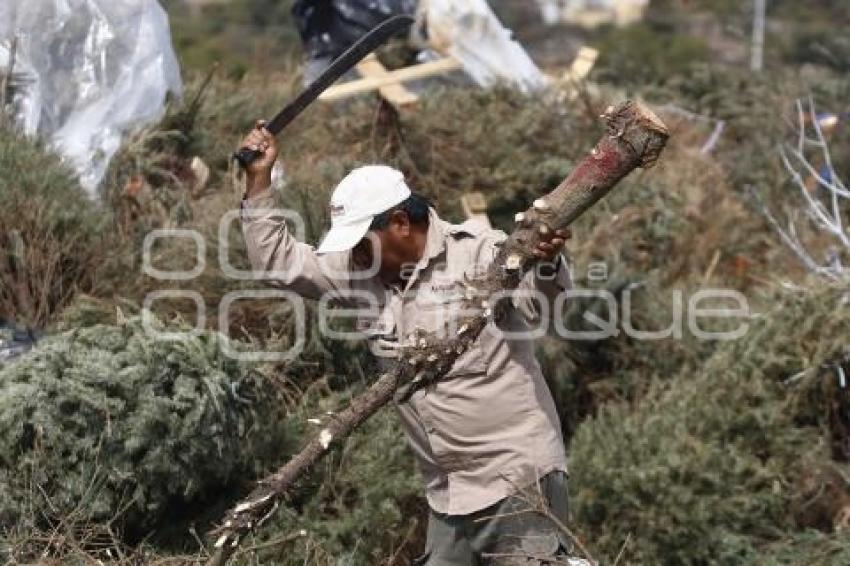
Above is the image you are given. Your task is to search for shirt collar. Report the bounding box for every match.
[422,208,450,261]
[401,208,450,292]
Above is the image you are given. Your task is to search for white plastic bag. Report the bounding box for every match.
[0,0,182,195]
[537,0,563,25]
[421,0,548,93]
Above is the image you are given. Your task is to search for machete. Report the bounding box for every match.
[233,14,415,168]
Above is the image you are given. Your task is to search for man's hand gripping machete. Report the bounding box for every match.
[233,14,415,168]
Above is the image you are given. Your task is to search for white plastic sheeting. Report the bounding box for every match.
[537,0,563,25]
[421,0,547,93]
[0,0,182,195]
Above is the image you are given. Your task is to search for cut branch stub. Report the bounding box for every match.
[206,99,668,566]
[494,100,668,284]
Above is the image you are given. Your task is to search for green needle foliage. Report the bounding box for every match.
[0,316,295,544]
[571,283,850,564]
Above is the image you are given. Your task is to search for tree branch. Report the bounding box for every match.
[206,100,669,565]
[755,98,849,279]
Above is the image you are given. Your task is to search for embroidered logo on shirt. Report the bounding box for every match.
[430,282,456,293]
[422,279,462,303]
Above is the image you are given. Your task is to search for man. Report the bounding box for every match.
[239,122,578,565]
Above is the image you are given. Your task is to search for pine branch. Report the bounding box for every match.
[206,99,669,565]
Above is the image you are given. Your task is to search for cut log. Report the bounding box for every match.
[206,99,669,565]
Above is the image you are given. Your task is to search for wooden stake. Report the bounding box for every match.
[319,56,462,102]
[355,53,419,108]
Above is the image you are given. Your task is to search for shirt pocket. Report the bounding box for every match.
[357,306,398,366]
[412,279,486,378]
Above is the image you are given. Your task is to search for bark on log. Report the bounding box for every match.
[206,100,669,565]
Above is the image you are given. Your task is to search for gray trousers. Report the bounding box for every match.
[415,471,573,565]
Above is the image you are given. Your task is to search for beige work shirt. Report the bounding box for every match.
[242,189,570,515]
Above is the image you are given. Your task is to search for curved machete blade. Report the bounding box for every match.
[234,14,415,167]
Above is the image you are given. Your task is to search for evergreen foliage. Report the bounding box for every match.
[0,126,106,328]
[0,317,294,541]
[571,283,850,564]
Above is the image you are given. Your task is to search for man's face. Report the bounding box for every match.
[352,211,417,283]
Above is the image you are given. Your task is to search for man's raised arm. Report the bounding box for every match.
[239,121,350,301]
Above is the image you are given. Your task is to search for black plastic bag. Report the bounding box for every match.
[292,0,418,60]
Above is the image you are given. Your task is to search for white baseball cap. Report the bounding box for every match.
[316,165,411,254]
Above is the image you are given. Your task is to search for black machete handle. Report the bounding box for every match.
[233,146,263,169]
